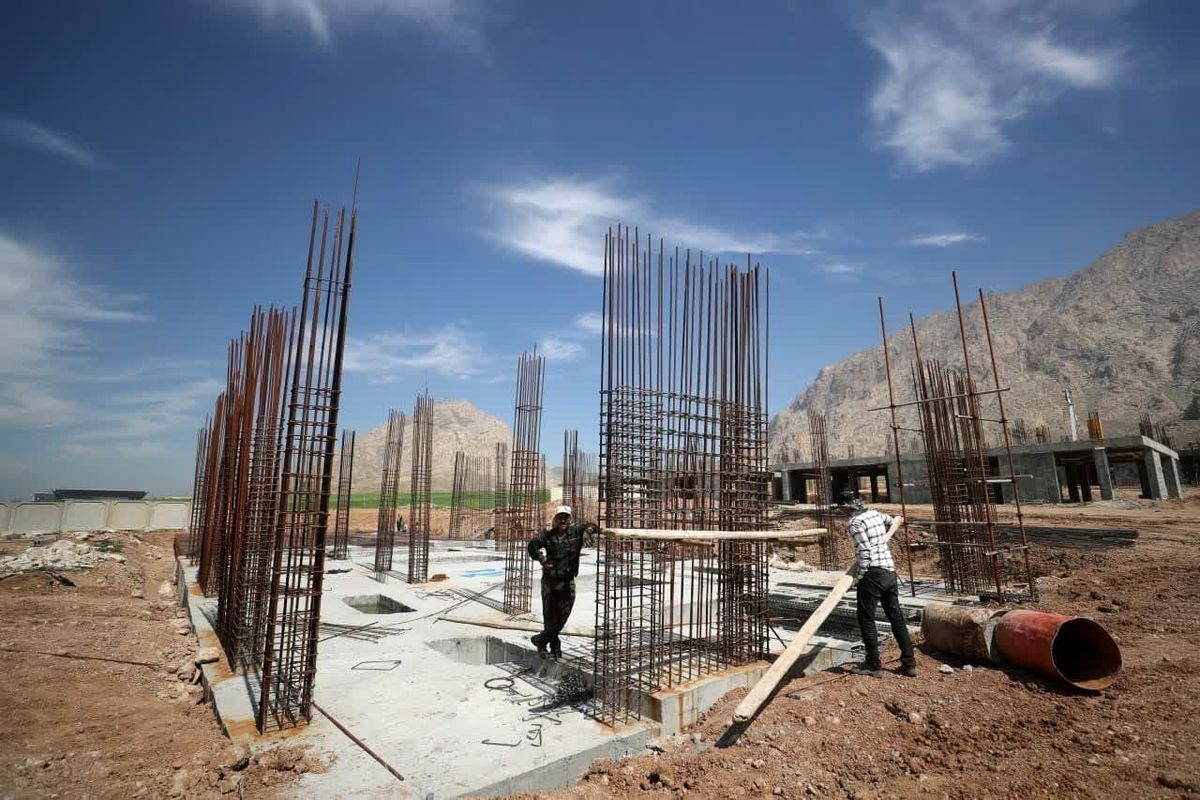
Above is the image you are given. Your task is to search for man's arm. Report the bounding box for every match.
[527,531,547,562]
[849,518,871,573]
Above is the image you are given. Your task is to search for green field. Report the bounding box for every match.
[332,490,547,509]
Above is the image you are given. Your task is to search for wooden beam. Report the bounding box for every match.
[732,517,901,724]
[438,614,596,638]
[602,528,825,541]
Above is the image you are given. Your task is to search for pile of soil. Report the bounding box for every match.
[0,531,316,798]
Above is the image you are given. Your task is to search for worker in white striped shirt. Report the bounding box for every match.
[843,495,917,678]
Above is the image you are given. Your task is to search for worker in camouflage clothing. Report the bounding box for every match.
[527,506,597,658]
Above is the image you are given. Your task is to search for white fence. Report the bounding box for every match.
[0,500,192,535]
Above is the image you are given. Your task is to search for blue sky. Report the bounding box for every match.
[2,0,1198,498]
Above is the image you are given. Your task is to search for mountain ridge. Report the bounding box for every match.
[770,210,1200,461]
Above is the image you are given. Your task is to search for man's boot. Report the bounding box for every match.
[850,662,884,678]
[900,661,918,678]
[531,634,548,658]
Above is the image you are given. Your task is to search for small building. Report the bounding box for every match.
[49,489,148,501]
[771,434,1184,505]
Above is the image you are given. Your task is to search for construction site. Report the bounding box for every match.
[2,191,1199,800]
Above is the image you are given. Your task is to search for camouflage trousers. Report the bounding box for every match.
[532,577,576,653]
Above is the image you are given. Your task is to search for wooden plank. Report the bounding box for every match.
[437,613,596,638]
[732,517,900,724]
[603,528,824,541]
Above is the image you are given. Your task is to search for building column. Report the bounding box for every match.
[1092,447,1114,500]
[1143,450,1168,500]
[1065,464,1081,502]
[1166,456,1184,499]
[870,474,880,502]
[780,470,792,502]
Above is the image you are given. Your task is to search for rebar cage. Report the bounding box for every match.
[594,226,771,725]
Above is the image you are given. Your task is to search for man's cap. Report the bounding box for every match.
[554,505,573,518]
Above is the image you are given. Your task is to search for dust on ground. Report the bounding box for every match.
[0,531,320,799]
[525,490,1200,800]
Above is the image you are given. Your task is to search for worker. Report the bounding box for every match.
[526,506,597,659]
[844,495,917,678]
[396,516,407,535]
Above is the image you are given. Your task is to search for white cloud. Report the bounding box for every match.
[70,379,224,444]
[862,2,1128,172]
[478,175,820,276]
[216,0,489,53]
[574,312,603,336]
[0,118,109,169]
[907,231,984,247]
[538,337,583,362]
[0,232,146,379]
[0,382,77,427]
[346,324,488,380]
[818,262,862,276]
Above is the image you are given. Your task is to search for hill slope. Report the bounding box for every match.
[771,211,1200,460]
[338,400,511,492]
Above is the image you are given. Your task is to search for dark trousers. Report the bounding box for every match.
[533,577,576,653]
[856,567,916,668]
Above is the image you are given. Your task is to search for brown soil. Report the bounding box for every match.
[0,531,315,799]
[530,490,1200,800]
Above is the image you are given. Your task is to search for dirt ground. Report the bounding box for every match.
[2,493,1197,799]
[527,490,1200,800]
[0,531,314,799]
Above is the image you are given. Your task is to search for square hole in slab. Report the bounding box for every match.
[342,594,415,614]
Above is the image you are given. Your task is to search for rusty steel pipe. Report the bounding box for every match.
[920,604,1003,664]
[993,609,1121,691]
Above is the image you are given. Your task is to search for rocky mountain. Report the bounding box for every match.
[771,211,1200,461]
[337,400,511,492]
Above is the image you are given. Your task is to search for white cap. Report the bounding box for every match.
[554,505,572,518]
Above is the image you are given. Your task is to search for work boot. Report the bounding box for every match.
[551,646,562,660]
[850,663,884,679]
[900,663,918,678]
[531,635,548,658]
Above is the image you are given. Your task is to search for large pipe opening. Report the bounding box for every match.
[1051,617,1122,690]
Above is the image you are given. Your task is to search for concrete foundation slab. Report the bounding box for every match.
[178,543,972,797]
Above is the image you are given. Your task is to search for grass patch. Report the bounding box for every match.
[333,490,548,510]
[94,540,125,553]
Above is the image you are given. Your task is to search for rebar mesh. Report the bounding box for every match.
[408,393,434,583]
[807,410,840,568]
[372,410,406,581]
[257,202,354,731]
[330,430,355,560]
[502,351,546,615]
[594,226,771,726]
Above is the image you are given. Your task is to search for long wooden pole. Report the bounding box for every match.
[602,528,824,541]
[732,517,901,724]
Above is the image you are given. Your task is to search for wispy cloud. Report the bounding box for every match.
[346,324,490,380]
[0,117,109,169]
[0,382,77,428]
[538,337,583,362]
[216,0,490,54]
[0,231,146,380]
[818,262,862,276]
[907,231,984,247]
[861,2,1129,172]
[69,379,224,444]
[574,312,603,336]
[478,175,820,276]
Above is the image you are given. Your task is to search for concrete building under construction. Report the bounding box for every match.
[771,433,1185,505]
